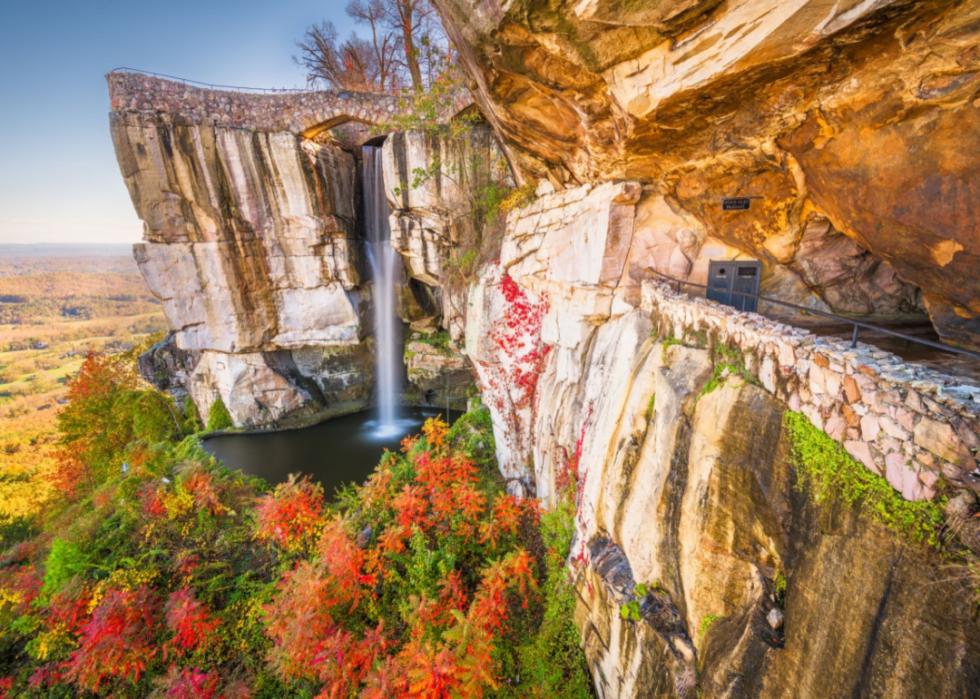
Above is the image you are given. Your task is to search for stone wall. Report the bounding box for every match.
[643,281,980,500]
[108,72,400,135]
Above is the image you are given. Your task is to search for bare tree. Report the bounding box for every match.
[297,0,452,93]
[296,21,382,91]
[345,0,402,91]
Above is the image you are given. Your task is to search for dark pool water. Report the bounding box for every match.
[202,407,457,494]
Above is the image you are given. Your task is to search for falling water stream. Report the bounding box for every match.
[203,147,440,490]
[362,145,406,437]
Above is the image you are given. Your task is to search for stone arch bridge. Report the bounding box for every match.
[107,70,410,139]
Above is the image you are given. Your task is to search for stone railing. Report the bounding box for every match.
[107,71,473,137]
[107,71,402,135]
[642,281,980,501]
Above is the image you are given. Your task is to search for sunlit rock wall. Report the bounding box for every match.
[380,125,511,405]
[382,125,511,339]
[464,182,980,697]
[110,110,371,427]
[434,0,980,349]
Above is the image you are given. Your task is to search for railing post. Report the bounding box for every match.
[850,324,859,348]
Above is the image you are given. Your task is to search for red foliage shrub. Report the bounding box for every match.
[158,666,221,699]
[254,475,324,551]
[264,562,347,680]
[165,587,219,653]
[391,484,430,530]
[65,585,159,692]
[46,450,89,499]
[55,353,138,491]
[317,519,373,598]
[0,564,41,615]
[138,482,167,519]
[182,469,225,516]
[47,584,92,634]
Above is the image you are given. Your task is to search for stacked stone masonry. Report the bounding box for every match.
[107,71,471,137]
[108,71,401,135]
[643,281,980,501]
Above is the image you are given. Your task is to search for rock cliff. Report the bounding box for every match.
[108,75,495,426]
[108,5,980,692]
[433,0,980,349]
[111,107,371,427]
[462,178,980,697]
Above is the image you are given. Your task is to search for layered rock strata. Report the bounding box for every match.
[433,0,980,348]
[465,182,980,696]
[382,127,511,341]
[110,105,371,427]
[109,76,487,427]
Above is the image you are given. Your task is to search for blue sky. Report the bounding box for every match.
[0,1,356,244]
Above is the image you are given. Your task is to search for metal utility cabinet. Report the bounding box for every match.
[707,260,761,312]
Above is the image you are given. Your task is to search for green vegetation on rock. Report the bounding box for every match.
[206,396,233,432]
[784,410,946,548]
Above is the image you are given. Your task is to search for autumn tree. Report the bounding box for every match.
[55,352,183,493]
[296,20,398,92]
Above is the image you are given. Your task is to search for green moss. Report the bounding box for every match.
[645,394,656,422]
[206,396,233,432]
[772,571,788,607]
[447,401,496,473]
[698,363,744,398]
[698,342,758,399]
[699,613,722,641]
[784,411,946,548]
[619,599,642,622]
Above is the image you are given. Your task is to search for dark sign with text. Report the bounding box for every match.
[722,197,751,211]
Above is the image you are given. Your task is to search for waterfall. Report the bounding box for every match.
[362,145,402,434]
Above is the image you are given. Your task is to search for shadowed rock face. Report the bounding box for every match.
[432,0,980,348]
[575,372,979,698]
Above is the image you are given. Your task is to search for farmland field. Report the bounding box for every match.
[0,244,165,539]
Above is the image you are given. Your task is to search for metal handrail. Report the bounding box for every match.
[651,270,980,361]
[108,67,310,94]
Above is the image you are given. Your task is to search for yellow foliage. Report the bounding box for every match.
[0,587,24,610]
[28,627,74,661]
[163,487,195,520]
[422,416,449,449]
[87,567,159,612]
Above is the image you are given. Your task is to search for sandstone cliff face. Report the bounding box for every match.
[111,109,372,427]
[382,126,511,341]
[575,375,978,699]
[462,180,980,697]
[433,0,980,348]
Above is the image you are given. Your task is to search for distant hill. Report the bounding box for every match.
[0,243,134,258]
[0,244,138,276]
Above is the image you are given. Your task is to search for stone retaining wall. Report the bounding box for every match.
[107,72,401,134]
[107,72,473,136]
[642,281,980,501]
